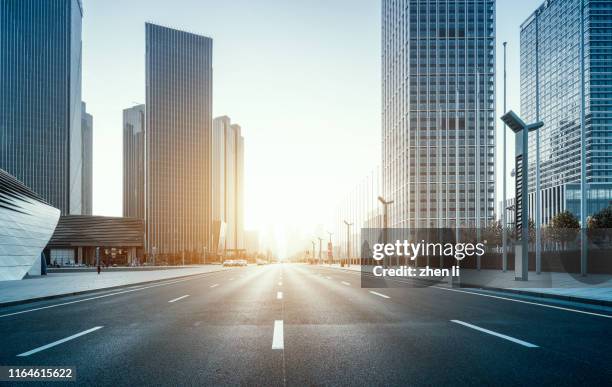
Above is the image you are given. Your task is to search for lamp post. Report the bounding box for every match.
[311,240,316,265]
[378,196,394,267]
[326,231,333,265]
[501,110,543,281]
[344,220,353,267]
[317,237,324,265]
[502,41,508,273]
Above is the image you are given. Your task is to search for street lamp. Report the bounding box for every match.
[326,231,333,265]
[501,110,543,281]
[317,237,324,265]
[378,196,394,267]
[344,220,353,267]
[310,240,316,265]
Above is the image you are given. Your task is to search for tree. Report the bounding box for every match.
[588,205,612,229]
[545,211,579,247]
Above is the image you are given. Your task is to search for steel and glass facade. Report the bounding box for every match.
[382,0,496,229]
[521,0,612,224]
[212,116,245,254]
[0,0,83,215]
[123,104,145,219]
[145,23,213,256]
[81,102,93,215]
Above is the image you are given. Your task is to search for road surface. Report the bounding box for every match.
[0,264,610,386]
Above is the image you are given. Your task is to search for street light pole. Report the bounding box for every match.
[502,41,508,272]
[579,0,588,277]
[311,240,316,265]
[378,196,394,267]
[326,231,333,265]
[317,237,324,265]
[344,220,353,267]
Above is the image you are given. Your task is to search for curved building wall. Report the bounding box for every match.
[0,169,60,281]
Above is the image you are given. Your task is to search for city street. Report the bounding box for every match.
[0,264,611,386]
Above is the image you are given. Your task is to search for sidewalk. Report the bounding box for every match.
[319,264,612,305]
[0,265,229,306]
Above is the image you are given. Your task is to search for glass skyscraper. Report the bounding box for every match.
[145,23,213,257]
[123,104,145,220]
[81,102,93,215]
[0,0,83,215]
[520,0,612,224]
[382,0,496,229]
[212,116,245,254]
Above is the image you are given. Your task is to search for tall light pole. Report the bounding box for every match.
[378,196,394,267]
[501,110,543,281]
[344,220,353,267]
[317,237,324,265]
[326,231,333,265]
[535,13,542,275]
[310,240,316,265]
[579,0,588,276]
[502,41,508,272]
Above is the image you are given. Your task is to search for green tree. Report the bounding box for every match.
[545,211,579,246]
[589,205,612,229]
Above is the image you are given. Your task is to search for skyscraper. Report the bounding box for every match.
[520,0,612,224]
[0,0,83,215]
[123,104,145,219]
[81,102,93,215]
[212,116,245,253]
[381,0,496,229]
[145,23,213,257]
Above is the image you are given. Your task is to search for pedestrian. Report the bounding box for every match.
[97,264,101,275]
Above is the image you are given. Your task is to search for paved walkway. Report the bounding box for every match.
[0,265,229,305]
[319,264,612,304]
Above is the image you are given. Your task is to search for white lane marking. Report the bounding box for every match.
[277,291,283,300]
[451,320,539,348]
[369,291,390,299]
[210,284,219,288]
[229,278,234,281]
[278,282,282,286]
[17,326,104,357]
[434,287,612,320]
[168,295,190,303]
[326,276,332,280]
[0,274,217,319]
[341,281,350,286]
[272,320,284,349]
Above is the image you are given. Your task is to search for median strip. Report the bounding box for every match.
[17,326,104,357]
[451,320,538,348]
[272,320,284,349]
[168,295,190,303]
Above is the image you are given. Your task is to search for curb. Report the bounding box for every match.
[317,265,612,307]
[0,268,229,308]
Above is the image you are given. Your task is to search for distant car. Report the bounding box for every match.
[223,260,235,267]
[223,259,247,267]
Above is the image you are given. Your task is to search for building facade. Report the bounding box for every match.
[0,0,84,215]
[520,0,612,225]
[381,0,496,229]
[123,104,145,219]
[81,102,93,215]
[0,169,60,280]
[212,116,245,254]
[145,23,213,257]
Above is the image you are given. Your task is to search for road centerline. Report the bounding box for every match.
[272,320,284,349]
[369,291,390,299]
[168,295,190,303]
[451,320,539,348]
[17,326,104,357]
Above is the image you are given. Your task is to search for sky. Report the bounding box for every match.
[84,0,542,256]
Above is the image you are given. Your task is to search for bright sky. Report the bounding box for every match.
[84,0,542,256]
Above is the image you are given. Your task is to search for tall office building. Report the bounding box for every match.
[123,104,145,219]
[381,0,496,229]
[0,0,83,215]
[81,102,93,215]
[145,23,213,256]
[521,0,612,224]
[212,116,245,253]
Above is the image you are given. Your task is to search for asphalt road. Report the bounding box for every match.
[0,264,611,386]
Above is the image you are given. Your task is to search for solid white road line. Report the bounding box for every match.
[168,295,190,303]
[341,281,350,286]
[277,291,283,300]
[210,284,219,288]
[0,274,216,319]
[451,320,539,348]
[272,320,284,350]
[434,287,612,319]
[17,326,104,357]
[326,276,332,280]
[229,278,234,281]
[369,291,390,299]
